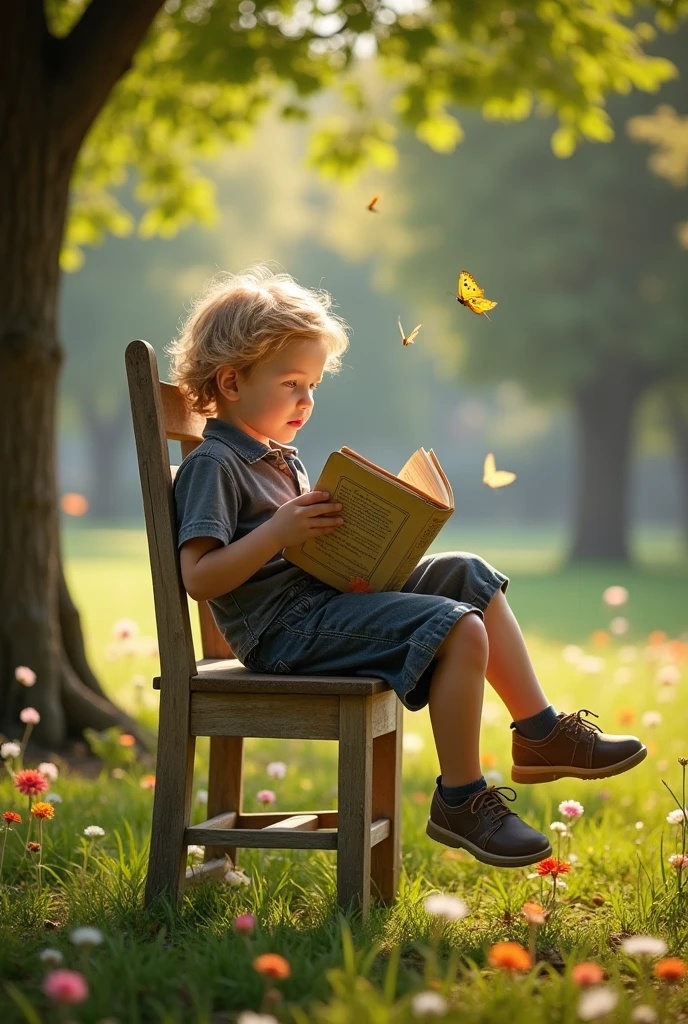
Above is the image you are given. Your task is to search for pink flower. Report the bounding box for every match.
[234,913,257,933]
[14,769,49,797]
[266,761,287,779]
[112,617,139,640]
[20,707,40,725]
[14,666,36,687]
[256,789,276,805]
[42,969,89,1005]
[603,586,628,607]
[669,854,688,870]
[558,799,584,819]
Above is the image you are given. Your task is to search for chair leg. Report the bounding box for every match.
[337,695,373,921]
[206,736,244,865]
[371,700,403,905]
[144,705,196,907]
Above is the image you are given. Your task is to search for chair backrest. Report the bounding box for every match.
[125,339,232,682]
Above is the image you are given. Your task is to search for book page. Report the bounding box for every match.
[397,448,450,505]
[340,446,452,509]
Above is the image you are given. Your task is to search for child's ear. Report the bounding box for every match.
[216,365,240,401]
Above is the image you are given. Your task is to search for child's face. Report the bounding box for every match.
[215,335,329,446]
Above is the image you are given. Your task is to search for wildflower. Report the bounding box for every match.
[522,901,546,924]
[140,774,156,789]
[559,800,584,819]
[256,789,276,805]
[571,962,605,986]
[46,793,62,803]
[635,822,644,830]
[577,986,619,1020]
[641,711,662,728]
[266,761,287,779]
[234,913,257,934]
[536,857,570,878]
[187,845,204,861]
[252,953,291,979]
[666,808,687,826]
[2,811,21,824]
[83,825,105,838]
[656,664,681,686]
[484,769,504,786]
[118,733,136,747]
[488,941,531,972]
[237,1015,279,1024]
[112,618,139,640]
[70,927,104,948]
[616,708,636,725]
[620,935,668,958]
[603,586,628,606]
[410,991,448,1016]
[424,893,470,921]
[31,802,54,820]
[39,949,64,967]
[550,820,569,834]
[631,1007,658,1023]
[19,707,40,725]
[648,630,668,647]
[27,842,41,852]
[14,769,48,796]
[668,854,688,870]
[654,957,686,982]
[610,617,629,636]
[37,762,59,781]
[403,732,425,753]
[42,969,89,1005]
[15,666,37,687]
[591,630,610,648]
[1,742,21,760]
[195,789,208,804]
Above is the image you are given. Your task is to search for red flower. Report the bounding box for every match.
[347,577,373,593]
[13,769,49,797]
[536,857,570,878]
[2,811,22,824]
[27,842,41,852]
[253,953,291,979]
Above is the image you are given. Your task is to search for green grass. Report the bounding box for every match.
[1,525,687,1022]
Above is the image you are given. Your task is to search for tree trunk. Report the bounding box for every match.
[0,4,154,750]
[665,391,688,549]
[569,364,648,563]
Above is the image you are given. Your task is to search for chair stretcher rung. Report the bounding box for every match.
[185,817,391,850]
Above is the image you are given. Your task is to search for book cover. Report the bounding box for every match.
[283,448,454,593]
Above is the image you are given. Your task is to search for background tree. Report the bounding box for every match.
[2,0,685,746]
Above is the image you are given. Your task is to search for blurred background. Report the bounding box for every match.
[58,21,688,572]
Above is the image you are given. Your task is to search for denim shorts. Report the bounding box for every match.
[242,551,509,712]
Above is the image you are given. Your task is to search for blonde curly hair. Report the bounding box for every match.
[166,265,350,416]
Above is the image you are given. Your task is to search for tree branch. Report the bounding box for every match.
[50,0,165,156]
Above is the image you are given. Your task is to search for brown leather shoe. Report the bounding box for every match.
[511,709,647,784]
[425,782,552,867]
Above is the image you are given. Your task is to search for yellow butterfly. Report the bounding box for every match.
[483,453,516,489]
[457,270,498,318]
[398,316,422,346]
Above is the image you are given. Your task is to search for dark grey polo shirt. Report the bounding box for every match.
[173,417,315,662]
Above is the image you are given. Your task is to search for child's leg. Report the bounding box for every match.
[427,612,487,787]
[482,588,551,720]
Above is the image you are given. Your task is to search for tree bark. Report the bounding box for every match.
[569,363,649,563]
[0,2,162,749]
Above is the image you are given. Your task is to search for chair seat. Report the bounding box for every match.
[153,657,391,696]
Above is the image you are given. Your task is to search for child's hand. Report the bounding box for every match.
[269,491,344,548]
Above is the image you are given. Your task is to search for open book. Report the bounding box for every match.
[283,446,454,593]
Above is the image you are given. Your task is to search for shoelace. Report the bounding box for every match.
[469,785,517,822]
[560,708,604,741]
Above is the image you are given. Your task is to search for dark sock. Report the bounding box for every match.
[437,774,487,806]
[512,704,559,740]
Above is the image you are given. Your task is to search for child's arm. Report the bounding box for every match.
[180,523,282,601]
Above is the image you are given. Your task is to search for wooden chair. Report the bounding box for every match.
[125,339,403,921]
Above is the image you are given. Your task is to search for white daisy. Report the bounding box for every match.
[577,986,619,1021]
[70,926,104,947]
[424,894,470,921]
[620,935,668,958]
[410,991,448,1016]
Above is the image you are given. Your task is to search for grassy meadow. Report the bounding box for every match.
[1,523,687,1023]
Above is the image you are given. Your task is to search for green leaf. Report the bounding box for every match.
[415,114,464,153]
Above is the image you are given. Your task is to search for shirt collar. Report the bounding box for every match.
[202,417,298,464]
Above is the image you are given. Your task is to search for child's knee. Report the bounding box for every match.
[437,611,488,666]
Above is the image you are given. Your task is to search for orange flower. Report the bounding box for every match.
[654,958,687,982]
[616,708,635,726]
[572,962,605,986]
[482,752,497,769]
[31,802,55,820]
[522,901,546,924]
[536,857,570,878]
[648,630,668,647]
[591,630,610,648]
[347,577,372,594]
[488,941,531,972]
[118,734,136,747]
[2,811,21,824]
[13,769,49,797]
[253,953,291,980]
[140,774,156,790]
[27,842,41,852]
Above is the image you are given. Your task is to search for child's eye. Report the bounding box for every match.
[284,381,318,389]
